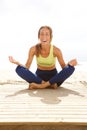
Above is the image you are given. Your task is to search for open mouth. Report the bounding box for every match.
[42,40,47,43]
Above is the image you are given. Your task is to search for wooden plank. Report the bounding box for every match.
[0,77,87,125]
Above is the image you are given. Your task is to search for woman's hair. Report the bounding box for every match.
[38,25,53,39]
[36,26,53,56]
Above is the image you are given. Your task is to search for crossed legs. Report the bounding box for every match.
[16,65,75,89]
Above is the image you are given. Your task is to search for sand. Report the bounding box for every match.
[0,67,87,129]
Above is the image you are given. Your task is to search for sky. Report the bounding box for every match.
[0,0,87,69]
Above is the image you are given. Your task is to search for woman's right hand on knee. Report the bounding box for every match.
[8,56,19,65]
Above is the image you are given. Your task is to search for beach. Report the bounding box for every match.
[0,0,87,129]
[0,61,87,87]
[0,62,87,129]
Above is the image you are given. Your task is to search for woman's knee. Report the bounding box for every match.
[15,65,21,74]
[68,64,75,74]
[15,65,26,75]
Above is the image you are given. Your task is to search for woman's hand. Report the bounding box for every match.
[68,59,77,66]
[8,56,19,65]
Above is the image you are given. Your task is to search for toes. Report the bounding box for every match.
[51,84,58,89]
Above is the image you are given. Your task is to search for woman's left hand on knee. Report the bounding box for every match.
[68,59,77,66]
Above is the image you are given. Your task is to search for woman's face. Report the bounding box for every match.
[39,28,51,44]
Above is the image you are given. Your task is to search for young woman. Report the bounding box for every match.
[9,26,77,89]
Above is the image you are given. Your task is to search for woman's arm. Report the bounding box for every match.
[53,46,77,68]
[9,46,36,69]
[25,46,36,69]
[53,46,66,68]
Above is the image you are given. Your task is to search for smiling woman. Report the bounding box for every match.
[9,25,77,90]
[0,0,87,70]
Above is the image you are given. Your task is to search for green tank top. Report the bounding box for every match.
[36,45,56,67]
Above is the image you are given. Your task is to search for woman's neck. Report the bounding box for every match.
[41,43,51,51]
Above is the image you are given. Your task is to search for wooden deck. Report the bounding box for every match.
[0,72,87,129]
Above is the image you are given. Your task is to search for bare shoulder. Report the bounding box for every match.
[29,46,36,54]
[53,45,62,56]
[29,45,36,51]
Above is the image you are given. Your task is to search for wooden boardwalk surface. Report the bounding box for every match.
[0,78,87,127]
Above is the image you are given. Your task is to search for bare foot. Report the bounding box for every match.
[28,83,58,90]
[28,83,35,90]
[28,83,44,90]
[50,83,58,89]
[29,83,43,89]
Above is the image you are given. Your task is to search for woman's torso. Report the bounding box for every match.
[36,45,56,70]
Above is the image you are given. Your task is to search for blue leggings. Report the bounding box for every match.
[15,65,75,86]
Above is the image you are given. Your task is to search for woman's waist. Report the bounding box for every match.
[37,64,56,70]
